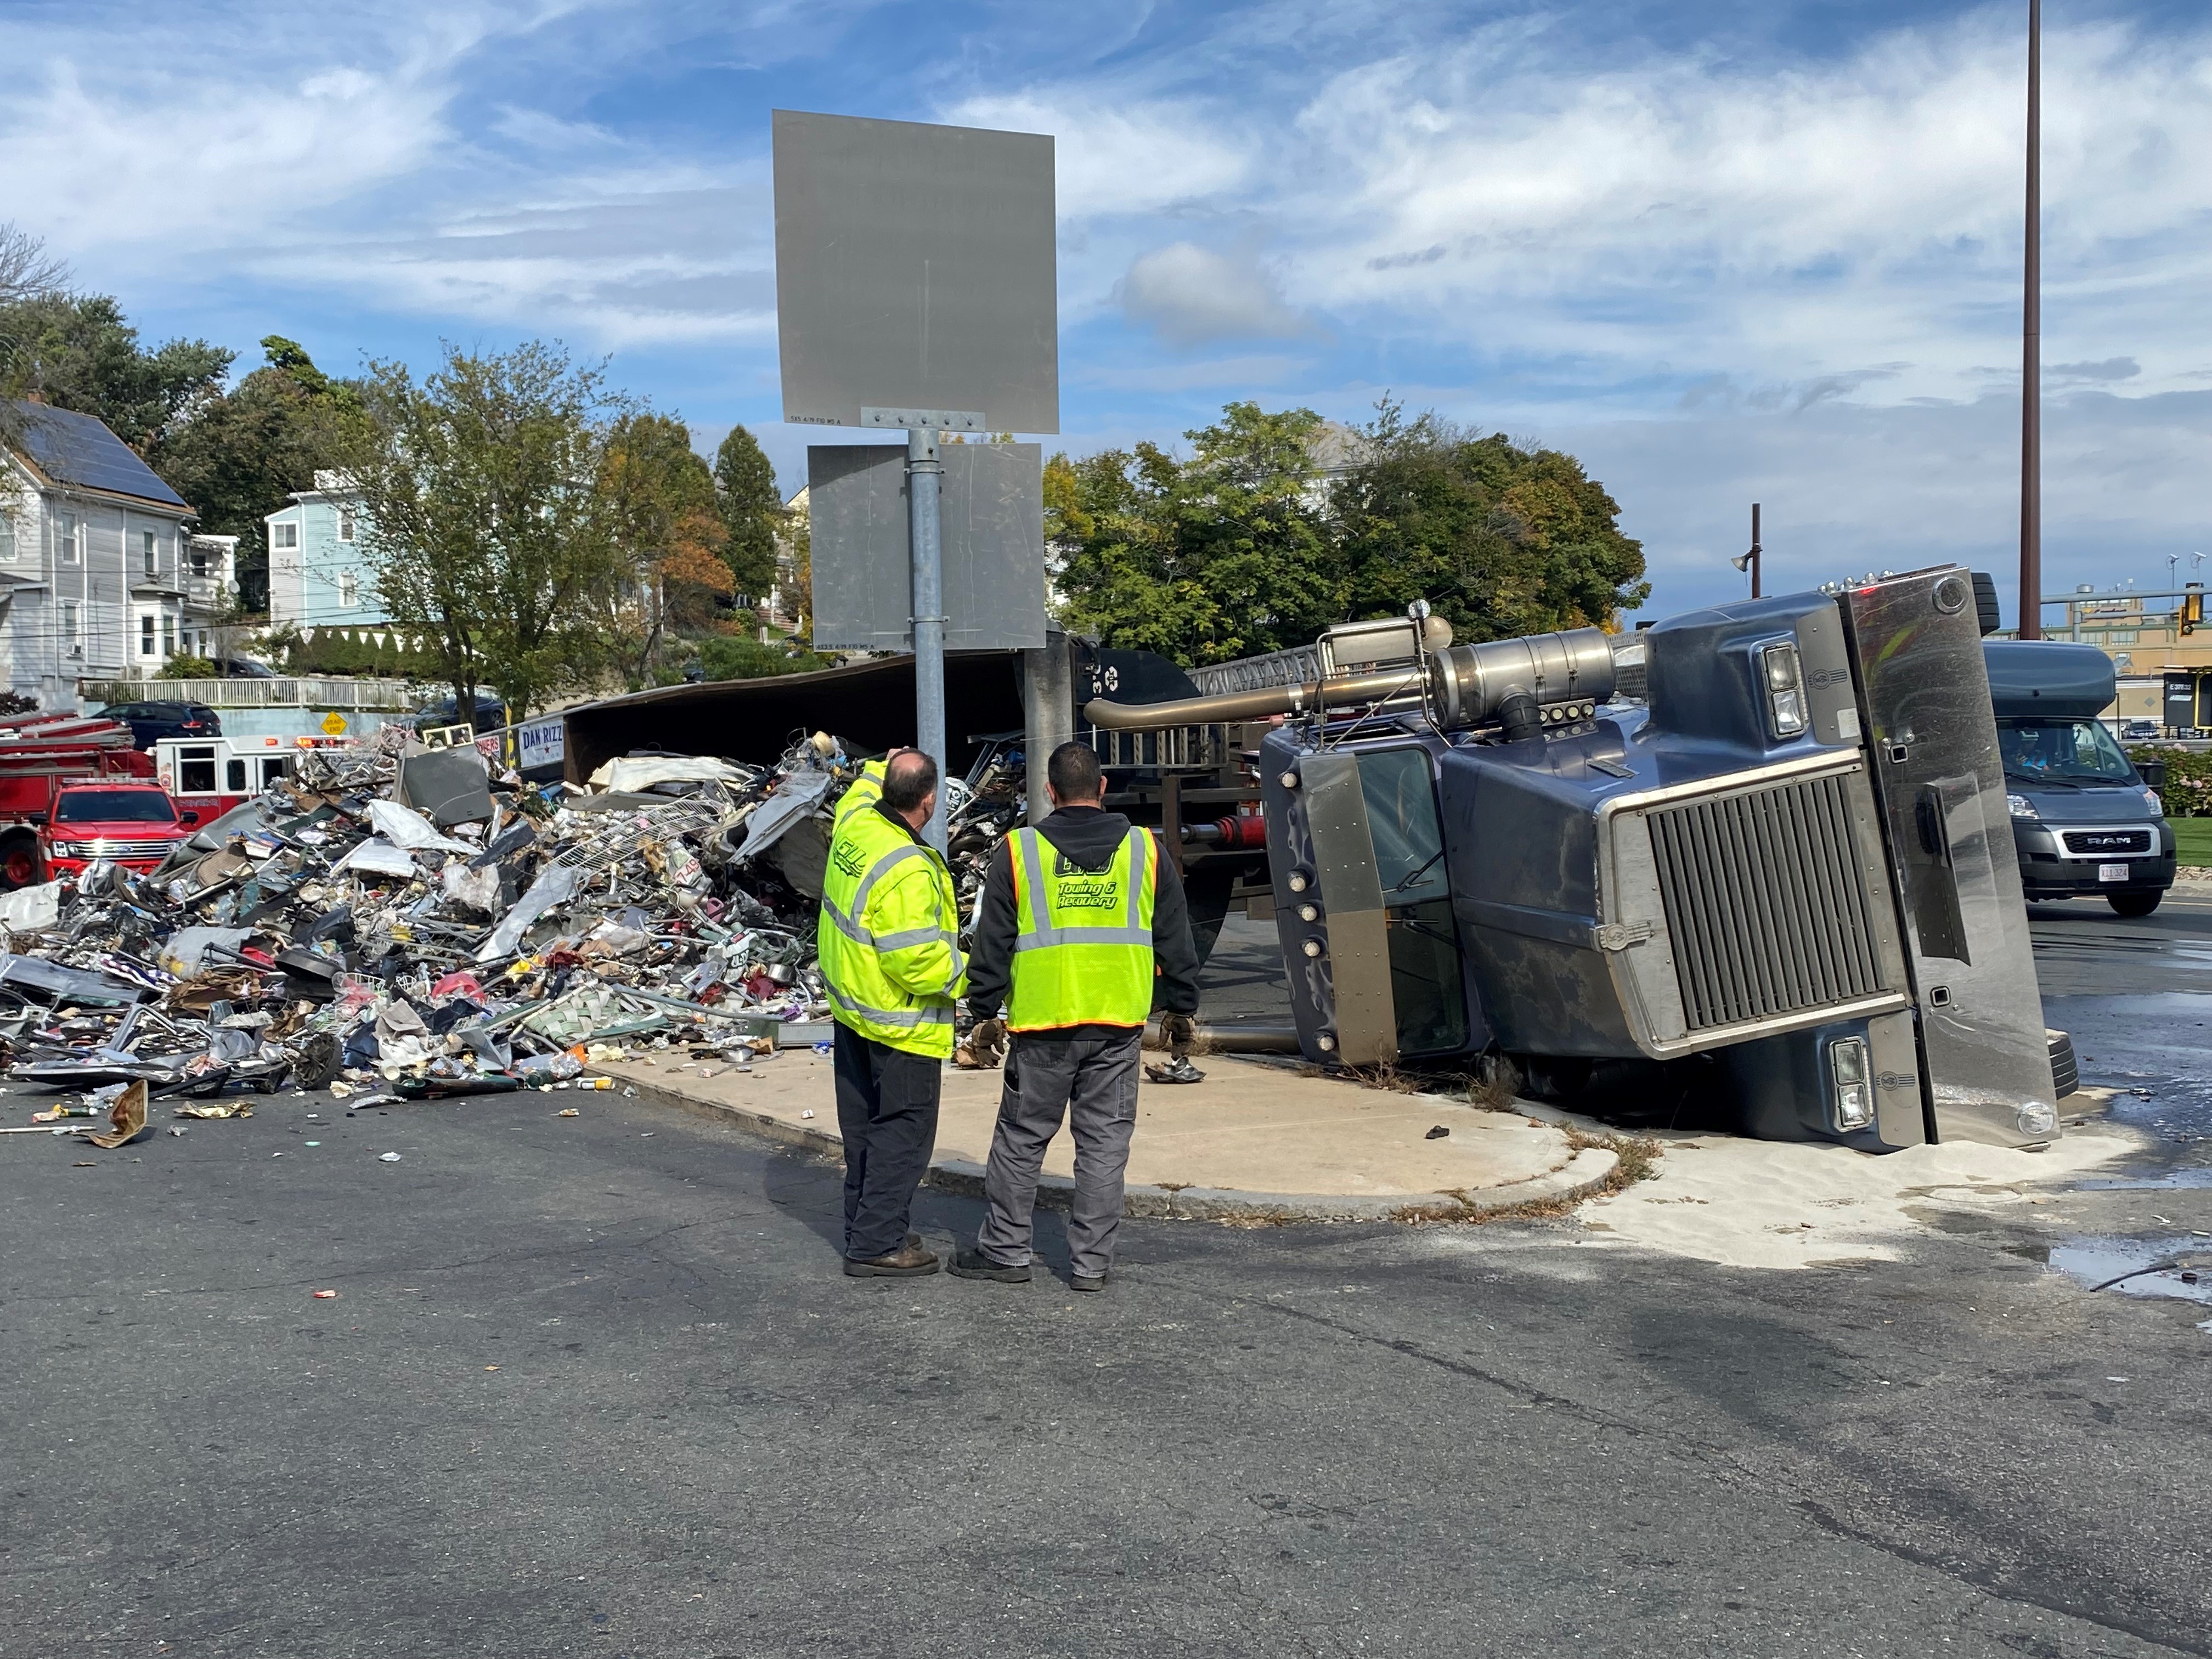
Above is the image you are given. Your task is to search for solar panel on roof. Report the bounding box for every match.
[4,401,188,508]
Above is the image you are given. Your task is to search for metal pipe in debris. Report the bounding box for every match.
[1142,1020,1302,1056]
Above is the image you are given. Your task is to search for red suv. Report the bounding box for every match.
[37,784,199,879]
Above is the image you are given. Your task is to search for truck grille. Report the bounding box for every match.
[65,838,178,859]
[1647,772,1890,1035]
[2059,828,2152,856]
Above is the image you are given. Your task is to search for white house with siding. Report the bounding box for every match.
[0,400,201,708]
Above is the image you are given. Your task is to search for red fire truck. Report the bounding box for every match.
[154,734,313,823]
[0,713,161,888]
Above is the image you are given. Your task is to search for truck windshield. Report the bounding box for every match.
[1996,720,2136,786]
[55,790,176,823]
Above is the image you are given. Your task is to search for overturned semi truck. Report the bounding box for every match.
[1087,564,2072,1153]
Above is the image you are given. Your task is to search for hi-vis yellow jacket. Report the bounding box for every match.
[817,802,967,1058]
[832,759,888,832]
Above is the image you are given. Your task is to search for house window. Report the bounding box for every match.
[0,510,14,562]
[140,615,156,657]
[338,571,359,609]
[143,529,158,576]
[58,512,80,565]
[272,521,300,551]
[163,616,177,658]
[338,507,357,543]
[61,600,80,651]
[190,543,209,577]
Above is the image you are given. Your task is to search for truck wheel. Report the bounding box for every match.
[2108,891,2163,918]
[0,836,40,890]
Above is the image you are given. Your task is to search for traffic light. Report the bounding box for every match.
[2184,584,2203,637]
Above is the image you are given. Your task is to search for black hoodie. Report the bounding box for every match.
[964,805,1200,1035]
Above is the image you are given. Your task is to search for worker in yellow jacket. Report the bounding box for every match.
[816,749,966,1277]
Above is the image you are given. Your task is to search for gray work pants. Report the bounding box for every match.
[974,1029,1142,1279]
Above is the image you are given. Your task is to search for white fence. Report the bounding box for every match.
[83,677,418,710]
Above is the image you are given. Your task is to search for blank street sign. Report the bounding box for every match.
[773,110,1060,435]
[809,443,1047,651]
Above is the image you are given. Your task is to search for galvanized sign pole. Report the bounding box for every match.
[906,425,947,846]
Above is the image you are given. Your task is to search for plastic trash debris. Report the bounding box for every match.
[312,1289,338,1299]
[1424,1125,1451,1140]
[379,1151,402,1162]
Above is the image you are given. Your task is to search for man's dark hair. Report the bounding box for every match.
[1046,741,1105,803]
[881,748,939,812]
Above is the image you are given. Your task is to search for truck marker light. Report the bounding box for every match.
[1316,1034,1338,1053]
[2016,1102,2057,1139]
[1279,770,1300,789]
[1286,870,1311,893]
[2006,793,2040,820]
[1297,904,1319,922]
[1301,938,1325,958]
[1829,1035,1874,1131]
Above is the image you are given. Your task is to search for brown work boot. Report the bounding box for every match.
[843,1240,940,1277]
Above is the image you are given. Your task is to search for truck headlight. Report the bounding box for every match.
[2006,794,2039,820]
[2143,787,2164,816]
[47,840,85,857]
[1760,642,1807,738]
[1829,1035,1874,1131]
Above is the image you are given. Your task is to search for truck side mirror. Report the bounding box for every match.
[27,813,46,827]
[178,810,200,826]
[2136,758,2168,790]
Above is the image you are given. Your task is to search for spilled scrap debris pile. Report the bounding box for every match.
[0,728,1026,1148]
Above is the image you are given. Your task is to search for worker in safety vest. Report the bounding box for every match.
[949,741,1199,1291]
[816,749,967,1277]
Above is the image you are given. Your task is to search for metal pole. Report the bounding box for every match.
[1021,622,1073,826]
[1750,502,1762,599]
[2020,0,2042,640]
[906,426,947,849]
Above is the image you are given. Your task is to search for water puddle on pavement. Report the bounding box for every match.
[2047,1235,2212,1329]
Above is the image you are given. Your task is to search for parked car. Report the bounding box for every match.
[412,692,509,734]
[94,699,222,750]
[219,656,278,679]
[35,783,200,880]
[2121,720,2160,742]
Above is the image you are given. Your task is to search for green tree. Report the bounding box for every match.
[149,336,362,613]
[346,341,627,719]
[601,411,729,678]
[712,424,783,599]
[1329,400,1647,640]
[0,290,231,453]
[1048,403,1341,665]
[693,633,831,681]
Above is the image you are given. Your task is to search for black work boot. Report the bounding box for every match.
[843,1240,940,1277]
[947,1246,1031,1283]
[1072,1271,1109,1293]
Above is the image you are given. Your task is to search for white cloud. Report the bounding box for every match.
[1115,242,1311,347]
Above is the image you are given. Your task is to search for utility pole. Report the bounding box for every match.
[2019,0,2042,639]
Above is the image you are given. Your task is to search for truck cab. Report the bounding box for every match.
[37,783,199,879]
[1985,641,2175,917]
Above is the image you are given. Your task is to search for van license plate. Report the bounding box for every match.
[2099,863,2129,882]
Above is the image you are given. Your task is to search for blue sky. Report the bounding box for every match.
[4,0,2209,623]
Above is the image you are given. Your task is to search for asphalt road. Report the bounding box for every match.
[3,1078,2209,1657]
[3,895,2210,1658]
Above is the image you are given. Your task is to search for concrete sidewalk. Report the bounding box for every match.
[595,1045,1619,1222]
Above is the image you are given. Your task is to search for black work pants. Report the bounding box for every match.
[831,1020,943,1261]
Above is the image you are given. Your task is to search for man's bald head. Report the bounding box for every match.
[881,749,939,814]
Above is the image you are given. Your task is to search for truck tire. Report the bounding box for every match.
[0,833,41,890]
[2108,891,2162,918]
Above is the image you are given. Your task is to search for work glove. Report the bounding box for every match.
[960,1016,1008,1071]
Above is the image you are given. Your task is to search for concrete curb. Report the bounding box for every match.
[602,1070,1622,1224]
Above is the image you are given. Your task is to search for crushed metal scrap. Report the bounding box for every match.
[0,724,1020,1141]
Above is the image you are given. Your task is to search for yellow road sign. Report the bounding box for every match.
[320,712,348,736]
